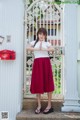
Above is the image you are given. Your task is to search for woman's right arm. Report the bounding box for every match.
[26,41,35,51]
[26,44,34,51]
[26,44,40,51]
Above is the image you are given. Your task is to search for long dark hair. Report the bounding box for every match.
[33,28,47,47]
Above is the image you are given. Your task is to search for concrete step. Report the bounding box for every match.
[16,110,80,120]
[23,99,63,112]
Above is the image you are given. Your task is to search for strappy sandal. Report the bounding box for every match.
[43,107,54,114]
[35,108,42,114]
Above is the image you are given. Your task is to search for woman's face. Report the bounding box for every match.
[38,33,46,41]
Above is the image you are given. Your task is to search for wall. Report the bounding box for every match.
[0,0,24,120]
[77,5,80,98]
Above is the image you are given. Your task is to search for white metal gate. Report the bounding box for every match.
[23,0,64,99]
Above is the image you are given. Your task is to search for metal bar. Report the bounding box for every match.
[24,1,63,98]
[36,3,37,39]
[33,1,34,41]
[24,8,27,97]
[40,5,41,28]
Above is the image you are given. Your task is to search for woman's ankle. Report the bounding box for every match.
[37,105,41,109]
[46,105,51,109]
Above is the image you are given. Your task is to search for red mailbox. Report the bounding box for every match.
[0,50,16,60]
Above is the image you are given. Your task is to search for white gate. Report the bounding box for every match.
[23,0,64,99]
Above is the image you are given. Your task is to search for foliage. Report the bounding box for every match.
[78,0,80,4]
[52,56,62,94]
[55,0,61,4]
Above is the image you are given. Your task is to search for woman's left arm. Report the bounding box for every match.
[47,47,54,52]
[40,46,54,52]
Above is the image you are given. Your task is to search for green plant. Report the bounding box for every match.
[52,56,62,94]
[78,0,80,4]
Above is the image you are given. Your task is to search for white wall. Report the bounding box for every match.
[0,0,24,120]
[77,5,80,98]
[61,4,80,112]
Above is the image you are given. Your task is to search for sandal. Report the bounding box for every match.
[43,107,54,114]
[35,108,42,114]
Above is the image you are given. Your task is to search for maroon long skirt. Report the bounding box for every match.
[30,57,55,94]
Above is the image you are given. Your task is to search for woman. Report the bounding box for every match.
[27,28,55,114]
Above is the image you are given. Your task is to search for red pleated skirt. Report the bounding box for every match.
[30,57,55,94]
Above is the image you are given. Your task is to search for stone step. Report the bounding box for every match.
[16,110,80,120]
[23,99,63,111]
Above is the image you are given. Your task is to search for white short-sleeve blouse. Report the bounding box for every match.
[30,41,52,58]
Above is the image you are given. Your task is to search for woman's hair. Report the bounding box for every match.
[33,28,47,47]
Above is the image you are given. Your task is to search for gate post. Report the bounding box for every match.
[61,4,80,112]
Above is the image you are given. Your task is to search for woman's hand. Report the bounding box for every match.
[39,41,42,50]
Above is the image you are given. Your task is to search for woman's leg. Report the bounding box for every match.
[43,92,52,112]
[36,94,41,109]
[47,92,52,108]
[35,94,41,113]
